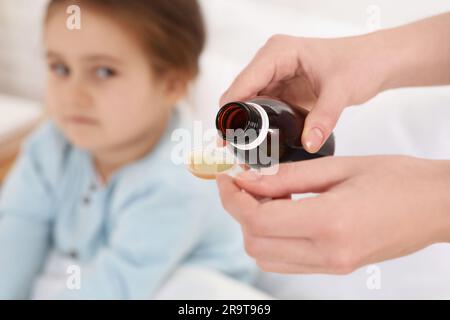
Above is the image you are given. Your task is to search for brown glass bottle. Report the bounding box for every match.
[216,96,335,169]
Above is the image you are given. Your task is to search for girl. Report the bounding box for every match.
[0,0,256,299]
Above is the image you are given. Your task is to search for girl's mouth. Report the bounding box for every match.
[64,115,99,125]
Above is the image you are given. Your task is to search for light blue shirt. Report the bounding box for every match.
[0,109,256,299]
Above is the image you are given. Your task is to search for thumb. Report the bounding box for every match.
[302,87,346,153]
[233,157,354,198]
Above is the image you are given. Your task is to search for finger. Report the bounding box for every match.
[220,53,275,106]
[256,260,331,275]
[234,157,357,198]
[302,85,346,153]
[243,234,325,267]
[217,175,329,239]
[233,164,270,202]
[216,173,259,224]
[278,75,318,110]
[241,197,329,238]
[258,81,285,98]
[220,36,298,106]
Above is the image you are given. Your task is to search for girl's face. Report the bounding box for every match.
[44,6,184,153]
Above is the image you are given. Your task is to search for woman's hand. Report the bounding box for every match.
[220,34,387,153]
[220,13,450,154]
[216,156,450,274]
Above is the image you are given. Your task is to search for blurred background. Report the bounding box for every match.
[3,0,449,148]
[1,0,450,298]
[0,0,449,99]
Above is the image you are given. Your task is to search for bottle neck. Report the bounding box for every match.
[216,101,270,150]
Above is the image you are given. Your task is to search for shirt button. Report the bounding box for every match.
[83,196,91,206]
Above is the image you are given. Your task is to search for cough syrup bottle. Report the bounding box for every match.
[216,96,335,169]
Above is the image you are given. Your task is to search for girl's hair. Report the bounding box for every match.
[46,0,205,80]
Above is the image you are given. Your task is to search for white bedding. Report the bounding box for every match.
[31,251,272,300]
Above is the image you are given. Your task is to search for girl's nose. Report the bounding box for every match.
[64,79,93,109]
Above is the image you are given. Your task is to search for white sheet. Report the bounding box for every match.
[31,251,272,300]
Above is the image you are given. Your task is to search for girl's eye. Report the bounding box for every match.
[50,63,70,77]
[96,67,116,79]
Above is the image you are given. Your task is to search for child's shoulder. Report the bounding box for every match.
[109,106,224,215]
[112,154,222,217]
[114,157,212,200]
[21,120,72,182]
[24,120,68,152]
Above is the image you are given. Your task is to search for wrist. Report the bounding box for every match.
[341,31,404,102]
[372,13,450,92]
[433,160,450,243]
[442,161,450,243]
[367,27,415,93]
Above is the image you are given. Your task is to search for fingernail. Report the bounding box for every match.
[304,127,324,153]
[236,170,262,181]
